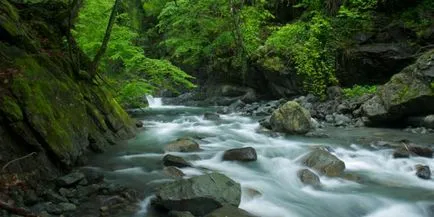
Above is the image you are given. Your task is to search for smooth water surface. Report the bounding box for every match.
[86,101,434,217]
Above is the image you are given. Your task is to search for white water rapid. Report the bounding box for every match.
[145,95,163,108]
[86,105,434,217]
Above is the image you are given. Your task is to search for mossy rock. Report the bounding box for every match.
[270,101,312,134]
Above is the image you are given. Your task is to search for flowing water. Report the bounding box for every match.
[86,99,434,217]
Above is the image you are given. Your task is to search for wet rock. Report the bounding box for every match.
[270,101,312,134]
[163,166,185,178]
[44,189,68,203]
[154,173,241,216]
[58,202,77,212]
[297,169,320,187]
[342,172,364,183]
[203,112,220,121]
[164,138,200,152]
[302,150,345,177]
[259,116,272,130]
[204,205,255,217]
[135,121,144,128]
[223,147,257,162]
[393,145,433,158]
[56,172,85,187]
[244,188,262,198]
[168,211,195,217]
[24,190,40,206]
[415,165,431,180]
[406,115,434,129]
[162,154,192,168]
[305,131,329,138]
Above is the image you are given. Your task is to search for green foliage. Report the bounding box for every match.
[343,85,377,98]
[156,0,272,74]
[73,0,195,108]
[400,0,434,37]
[266,12,337,96]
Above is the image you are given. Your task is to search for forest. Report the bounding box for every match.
[0,0,433,217]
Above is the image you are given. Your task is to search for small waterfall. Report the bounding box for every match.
[145,95,163,108]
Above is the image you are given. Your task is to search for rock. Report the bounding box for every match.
[305,131,329,138]
[58,202,77,212]
[406,115,434,129]
[302,150,345,177]
[415,165,431,180]
[164,138,200,152]
[259,116,272,130]
[203,112,220,121]
[56,172,85,187]
[393,145,433,158]
[222,147,257,162]
[361,49,434,125]
[44,189,68,203]
[270,101,312,134]
[327,86,343,100]
[168,211,195,217]
[135,121,143,128]
[334,114,352,126]
[297,169,320,187]
[337,43,415,86]
[310,118,320,129]
[24,190,40,206]
[204,205,255,217]
[244,188,262,198]
[154,173,241,216]
[162,155,192,168]
[163,166,185,178]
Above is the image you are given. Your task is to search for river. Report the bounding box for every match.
[85,98,434,217]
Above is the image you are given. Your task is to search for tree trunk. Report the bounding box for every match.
[89,0,122,78]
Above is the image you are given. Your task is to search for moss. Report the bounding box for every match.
[0,95,23,122]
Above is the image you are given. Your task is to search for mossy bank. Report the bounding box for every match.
[0,0,136,184]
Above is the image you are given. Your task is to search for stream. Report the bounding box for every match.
[85,98,434,217]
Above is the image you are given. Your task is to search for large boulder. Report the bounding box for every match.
[204,205,255,217]
[153,173,241,216]
[222,147,257,162]
[302,150,345,177]
[361,49,434,125]
[393,145,433,159]
[164,138,200,152]
[270,101,312,134]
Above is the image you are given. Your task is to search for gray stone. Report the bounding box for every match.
[56,172,85,187]
[164,138,200,152]
[223,147,257,162]
[154,173,241,216]
[45,189,68,203]
[415,164,431,179]
[203,112,220,121]
[393,145,433,158]
[168,211,195,217]
[58,202,77,212]
[334,114,351,126]
[204,205,255,217]
[297,169,320,187]
[270,101,312,134]
[163,166,185,178]
[302,150,346,177]
[162,154,192,168]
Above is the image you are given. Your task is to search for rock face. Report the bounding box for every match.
[415,165,431,180]
[297,169,320,187]
[154,173,241,216]
[407,115,434,129]
[361,49,434,125]
[222,147,257,162]
[204,205,255,217]
[270,101,312,134]
[0,0,136,182]
[162,155,192,168]
[164,138,200,152]
[302,150,345,177]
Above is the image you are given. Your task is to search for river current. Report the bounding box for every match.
[86,98,434,217]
